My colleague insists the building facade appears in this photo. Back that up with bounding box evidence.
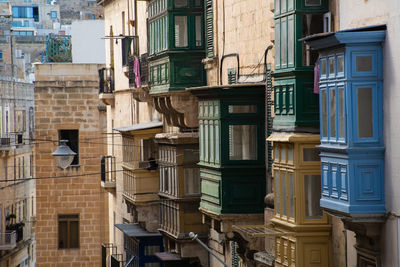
[0,79,36,267]
[34,63,109,266]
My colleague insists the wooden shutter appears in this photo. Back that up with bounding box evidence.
[205,0,214,58]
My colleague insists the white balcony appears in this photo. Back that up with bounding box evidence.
[0,231,17,250]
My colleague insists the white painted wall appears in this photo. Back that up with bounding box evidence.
[71,20,105,64]
[338,1,400,266]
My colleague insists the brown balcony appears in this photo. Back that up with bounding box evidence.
[122,167,159,204]
[101,156,116,191]
[98,67,115,106]
[0,231,16,250]
[0,136,11,150]
[159,199,207,239]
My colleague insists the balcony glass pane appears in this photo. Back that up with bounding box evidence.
[275,171,280,214]
[338,56,344,73]
[195,16,202,47]
[356,56,372,72]
[288,16,294,66]
[228,125,257,160]
[288,146,293,162]
[281,18,287,66]
[304,175,322,219]
[275,0,280,15]
[339,88,345,138]
[305,0,321,6]
[174,0,187,7]
[288,0,293,10]
[289,173,294,219]
[321,90,327,137]
[184,168,200,195]
[303,148,319,161]
[330,89,336,138]
[357,87,373,138]
[282,172,287,216]
[228,105,257,113]
[274,146,279,162]
[321,59,327,76]
[280,0,286,12]
[281,146,286,162]
[329,57,335,76]
[174,16,188,47]
[275,22,280,68]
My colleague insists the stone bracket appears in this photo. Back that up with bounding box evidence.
[153,92,198,129]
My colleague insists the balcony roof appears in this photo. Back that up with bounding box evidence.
[115,223,162,238]
[114,121,163,133]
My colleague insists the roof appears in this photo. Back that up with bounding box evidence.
[115,223,162,238]
[302,24,386,50]
[114,121,163,132]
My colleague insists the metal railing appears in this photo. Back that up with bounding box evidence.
[101,156,116,183]
[0,231,16,250]
[99,67,115,94]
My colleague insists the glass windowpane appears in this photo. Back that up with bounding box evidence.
[288,0,293,10]
[288,16,294,66]
[282,172,287,216]
[174,16,188,47]
[274,147,279,161]
[281,18,287,66]
[174,0,187,7]
[228,105,257,113]
[339,88,345,138]
[280,0,286,12]
[303,148,319,161]
[329,58,335,75]
[357,88,373,138]
[321,59,327,76]
[69,221,79,248]
[275,171,280,214]
[289,173,294,219]
[321,90,327,137]
[356,56,372,72]
[305,0,321,6]
[281,146,286,162]
[195,16,202,47]
[330,89,336,138]
[275,22,280,67]
[338,56,344,73]
[288,146,293,162]
[304,175,322,219]
[229,125,257,160]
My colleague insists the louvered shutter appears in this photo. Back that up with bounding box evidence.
[205,0,214,58]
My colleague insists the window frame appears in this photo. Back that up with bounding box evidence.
[58,214,79,249]
[59,129,79,166]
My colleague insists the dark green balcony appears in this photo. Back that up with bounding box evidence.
[189,84,266,214]
[148,0,206,95]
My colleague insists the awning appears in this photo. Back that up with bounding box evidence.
[114,121,163,133]
[155,252,183,262]
[115,223,162,238]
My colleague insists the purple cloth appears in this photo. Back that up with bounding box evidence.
[134,57,141,88]
[314,63,319,94]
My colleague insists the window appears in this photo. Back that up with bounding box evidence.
[305,0,321,6]
[329,88,336,138]
[228,105,257,114]
[0,51,3,61]
[195,15,202,47]
[303,147,319,161]
[357,87,373,138]
[304,175,322,219]
[321,90,327,137]
[275,171,280,214]
[184,149,200,195]
[12,6,39,21]
[174,16,188,47]
[338,88,345,138]
[122,136,134,166]
[15,110,26,132]
[144,245,160,256]
[139,139,157,169]
[227,69,237,85]
[59,130,79,166]
[229,125,257,160]
[174,0,187,7]
[50,11,57,19]
[58,214,79,249]
[356,56,372,72]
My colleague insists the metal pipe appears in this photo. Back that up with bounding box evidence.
[220,53,239,85]
[189,232,230,267]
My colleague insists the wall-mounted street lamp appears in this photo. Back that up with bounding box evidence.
[52,139,76,169]
[189,232,230,267]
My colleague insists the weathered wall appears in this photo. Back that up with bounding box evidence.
[34,63,109,266]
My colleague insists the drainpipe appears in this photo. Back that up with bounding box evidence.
[189,232,230,267]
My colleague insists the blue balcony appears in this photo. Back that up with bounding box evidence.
[304,25,386,220]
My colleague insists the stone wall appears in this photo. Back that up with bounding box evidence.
[34,63,109,266]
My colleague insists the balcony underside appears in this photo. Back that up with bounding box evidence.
[99,92,115,106]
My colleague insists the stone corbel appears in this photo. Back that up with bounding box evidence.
[153,93,198,129]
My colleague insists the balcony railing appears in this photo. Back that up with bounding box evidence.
[0,231,16,250]
[99,67,115,94]
[101,156,116,189]
[0,136,11,150]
